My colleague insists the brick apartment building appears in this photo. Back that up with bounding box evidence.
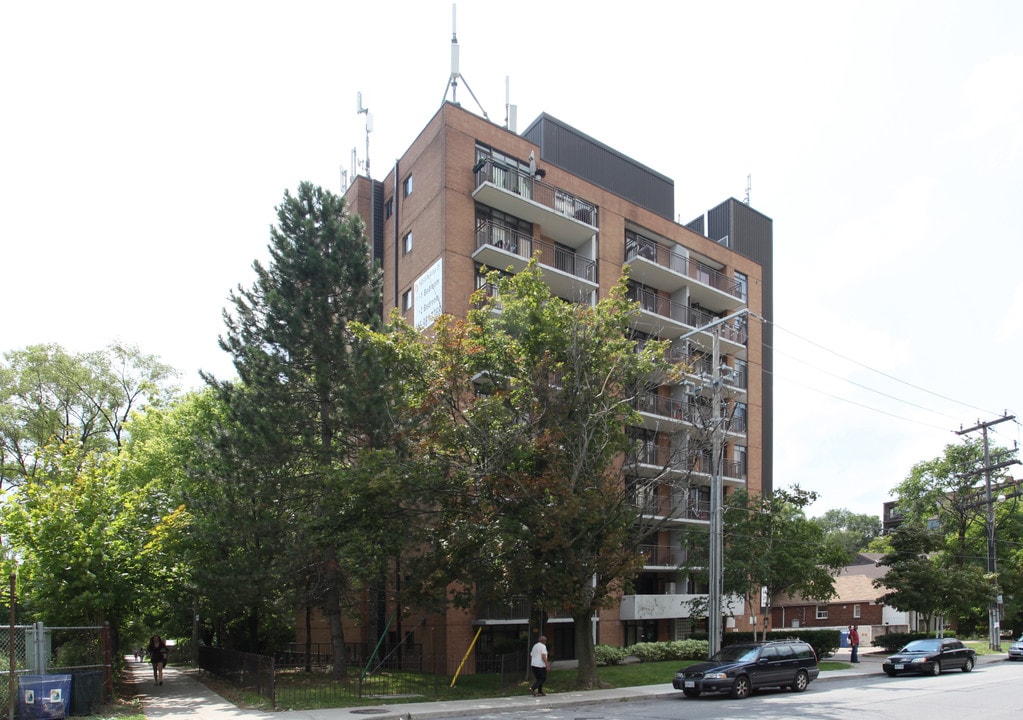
[307,101,773,670]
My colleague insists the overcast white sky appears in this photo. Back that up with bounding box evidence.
[3,1,1022,518]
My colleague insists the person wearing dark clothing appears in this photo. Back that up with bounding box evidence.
[147,634,168,684]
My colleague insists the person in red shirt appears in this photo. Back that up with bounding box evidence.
[848,625,860,663]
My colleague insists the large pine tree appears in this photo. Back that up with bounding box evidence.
[207,182,383,675]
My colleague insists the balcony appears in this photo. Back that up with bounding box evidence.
[632,492,711,523]
[473,221,598,301]
[627,285,748,352]
[625,234,745,313]
[473,594,573,623]
[472,159,598,248]
[619,593,703,621]
[639,544,683,567]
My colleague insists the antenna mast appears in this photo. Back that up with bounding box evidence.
[744,174,751,204]
[441,4,488,120]
[357,91,372,178]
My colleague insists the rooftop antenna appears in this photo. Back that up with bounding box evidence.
[744,174,751,204]
[357,92,372,178]
[442,4,489,120]
[505,75,517,132]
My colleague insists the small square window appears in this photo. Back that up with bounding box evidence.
[403,231,413,255]
[402,175,413,198]
[815,606,828,620]
[402,289,412,312]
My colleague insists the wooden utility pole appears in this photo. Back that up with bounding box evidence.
[956,414,1017,651]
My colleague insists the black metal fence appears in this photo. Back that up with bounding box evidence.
[199,647,524,710]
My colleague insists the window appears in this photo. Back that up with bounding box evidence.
[732,404,748,433]
[816,606,829,620]
[402,175,413,198]
[735,271,748,301]
[853,604,861,619]
[401,289,412,312]
[385,197,393,219]
[402,231,413,255]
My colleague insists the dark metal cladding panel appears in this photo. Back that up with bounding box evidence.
[522,114,674,220]
[701,198,774,496]
[372,180,385,266]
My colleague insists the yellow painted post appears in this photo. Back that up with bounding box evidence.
[449,626,483,688]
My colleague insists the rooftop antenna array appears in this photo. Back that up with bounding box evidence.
[357,91,373,179]
[442,4,488,120]
[744,174,751,204]
[505,76,517,133]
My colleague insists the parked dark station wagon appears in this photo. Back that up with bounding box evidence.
[882,637,976,676]
[673,640,820,699]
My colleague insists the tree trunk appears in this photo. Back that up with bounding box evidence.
[324,558,348,679]
[572,610,601,689]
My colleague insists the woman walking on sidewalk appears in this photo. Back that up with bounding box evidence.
[147,635,168,685]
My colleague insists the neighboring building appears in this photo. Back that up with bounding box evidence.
[309,101,771,670]
[770,553,922,647]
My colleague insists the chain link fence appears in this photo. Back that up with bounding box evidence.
[1,624,112,718]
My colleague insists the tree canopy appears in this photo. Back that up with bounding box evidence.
[356,262,672,688]
[680,485,847,641]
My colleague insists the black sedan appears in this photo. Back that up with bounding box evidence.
[882,637,976,676]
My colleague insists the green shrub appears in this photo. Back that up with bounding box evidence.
[594,644,628,666]
[720,630,841,662]
[625,642,665,662]
[664,639,709,660]
[625,639,709,662]
[869,632,928,653]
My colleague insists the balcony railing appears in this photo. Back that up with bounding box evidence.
[628,286,749,344]
[473,158,597,227]
[476,221,597,283]
[625,235,743,298]
[639,544,682,566]
[632,493,711,521]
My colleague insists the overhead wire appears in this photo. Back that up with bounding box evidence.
[751,315,1011,434]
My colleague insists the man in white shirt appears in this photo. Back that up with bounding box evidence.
[529,635,550,696]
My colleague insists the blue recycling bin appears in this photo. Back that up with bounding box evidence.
[18,675,72,719]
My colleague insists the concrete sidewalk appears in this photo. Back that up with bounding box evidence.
[126,650,959,720]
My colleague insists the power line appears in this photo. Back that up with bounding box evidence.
[765,341,964,424]
[767,369,954,432]
[760,317,1007,421]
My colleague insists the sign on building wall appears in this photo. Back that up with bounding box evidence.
[414,258,443,330]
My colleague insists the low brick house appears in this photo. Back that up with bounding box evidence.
[769,553,917,647]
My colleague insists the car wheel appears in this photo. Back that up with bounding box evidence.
[730,675,752,699]
[682,689,701,698]
[962,657,974,672]
[791,670,809,692]
[930,661,941,676]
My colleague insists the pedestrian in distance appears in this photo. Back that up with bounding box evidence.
[147,634,169,685]
[529,635,551,696]
[849,624,860,663]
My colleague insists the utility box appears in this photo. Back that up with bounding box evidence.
[18,675,72,720]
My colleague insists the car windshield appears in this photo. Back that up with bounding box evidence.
[712,645,761,663]
[901,639,940,653]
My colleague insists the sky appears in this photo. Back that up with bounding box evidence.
[3,1,1022,519]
